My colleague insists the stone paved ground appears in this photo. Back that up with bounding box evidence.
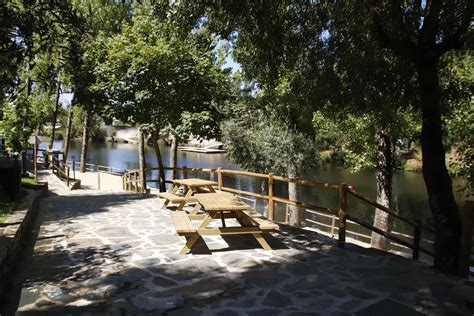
[1,171,473,315]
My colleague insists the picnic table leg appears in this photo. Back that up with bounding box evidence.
[208,185,216,193]
[179,235,199,255]
[161,199,171,210]
[253,233,272,250]
[220,211,226,227]
[190,203,201,215]
[170,184,179,194]
[176,201,186,211]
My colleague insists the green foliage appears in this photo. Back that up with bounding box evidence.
[221,114,318,177]
[442,52,474,193]
[314,110,419,172]
[95,5,229,138]
[21,177,39,185]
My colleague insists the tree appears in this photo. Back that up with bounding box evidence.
[368,0,473,274]
[222,113,318,224]
[65,0,132,172]
[187,0,472,273]
[95,5,228,190]
[314,110,419,249]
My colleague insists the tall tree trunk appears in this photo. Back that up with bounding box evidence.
[21,57,33,174]
[287,168,303,227]
[48,74,61,150]
[170,136,178,180]
[138,130,146,193]
[151,131,166,192]
[371,131,393,250]
[80,110,91,173]
[417,57,461,274]
[63,104,73,162]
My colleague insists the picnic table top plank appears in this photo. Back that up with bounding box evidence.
[171,178,217,187]
[194,192,249,211]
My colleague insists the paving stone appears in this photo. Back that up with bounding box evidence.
[244,270,289,288]
[331,312,352,316]
[35,299,55,308]
[18,289,40,307]
[131,294,183,311]
[284,275,335,291]
[247,309,282,316]
[167,307,202,316]
[338,299,362,311]
[216,310,240,316]
[262,290,293,308]
[96,227,136,238]
[294,291,312,299]
[324,287,347,298]
[304,298,334,310]
[355,298,423,316]
[229,298,257,308]
[345,286,377,300]
[148,234,183,245]
[152,276,178,287]
[363,276,419,292]
[133,257,162,267]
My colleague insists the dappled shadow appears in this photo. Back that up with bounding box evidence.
[2,189,472,315]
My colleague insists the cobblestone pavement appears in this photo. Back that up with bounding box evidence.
[2,171,473,315]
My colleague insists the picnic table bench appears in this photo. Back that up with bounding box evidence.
[171,192,279,254]
[159,178,216,211]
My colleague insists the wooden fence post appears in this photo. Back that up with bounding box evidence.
[412,221,421,260]
[459,200,473,277]
[183,166,188,179]
[267,173,274,220]
[72,160,76,179]
[217,168,223,191]
[67,168,70,187]
[33,142,38,180]
[331,215,336,236]
[338,183,347,247]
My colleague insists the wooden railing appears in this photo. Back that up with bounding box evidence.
[122,165,472,273]
[123,169,147,193]
[51,154,74,187]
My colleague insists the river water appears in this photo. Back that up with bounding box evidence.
[42,140,467,240]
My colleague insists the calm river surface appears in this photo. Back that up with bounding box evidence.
[42,140,467,237]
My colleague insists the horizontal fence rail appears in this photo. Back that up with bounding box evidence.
[122,165,473,274]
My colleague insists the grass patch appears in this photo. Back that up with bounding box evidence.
[0,196,15,223]
[21,177,39,185]
[0,178,35,223]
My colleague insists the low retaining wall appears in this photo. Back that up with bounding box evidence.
[0,183,48,300]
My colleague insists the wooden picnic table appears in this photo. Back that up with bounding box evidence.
[170,192,278,254]
[159,178,217,211]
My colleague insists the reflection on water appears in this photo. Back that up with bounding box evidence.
[41,140,467,236]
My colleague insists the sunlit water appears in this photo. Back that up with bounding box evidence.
[41,140,467,246]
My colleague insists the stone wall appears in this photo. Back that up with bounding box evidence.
[0,184,48,300]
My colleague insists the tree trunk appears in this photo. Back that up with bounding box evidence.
[80,110,91,173]
[287,168,303,227]
[49,75,60,150]
[151,131,166,192]
[417,56,461,274]
[138,130,146,193]
[21,57,33,174]
[63,104,73,162]
[170,136,178,180]
[371,131,393,250]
